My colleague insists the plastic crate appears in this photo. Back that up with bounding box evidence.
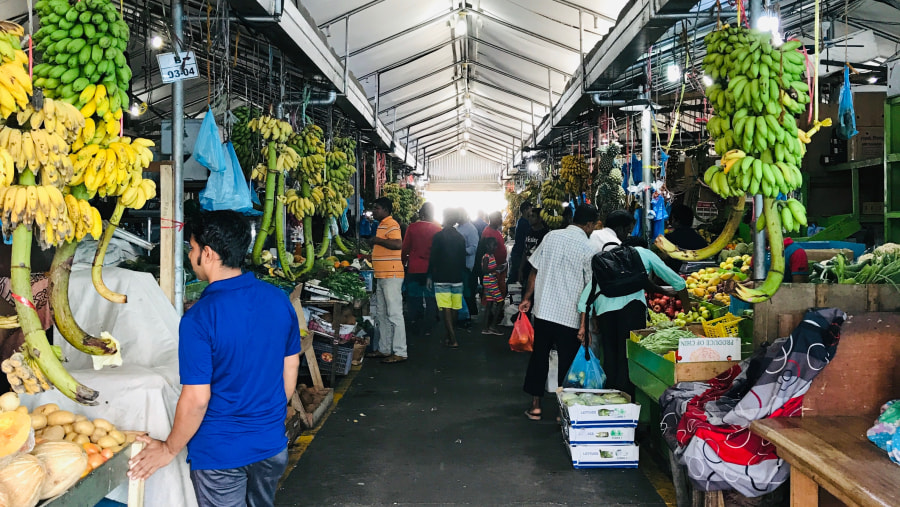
[309,339,353,376]
[702,313,743,338]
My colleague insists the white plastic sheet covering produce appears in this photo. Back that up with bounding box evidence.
[23,266,197,507]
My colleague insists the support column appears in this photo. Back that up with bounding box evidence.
[641,86,652,241]
[172,0,185,315]
[750,0,766,281]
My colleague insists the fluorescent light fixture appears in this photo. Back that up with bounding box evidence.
[460,147,467,156]
[528,161,540,173]
[464,95,472,110]
[702,74,714,87]
[756,13,783,45]
[456,13,467,36]
[464,116,472,128]
[667,64,681,83]
[463,131,470,141]
[150,35,163,49]
[868,76,878,84]
[129,103,141,117]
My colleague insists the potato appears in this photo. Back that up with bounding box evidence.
[0,392,19,412]
[73,420,95,436]
[46,410,76,426]
[90,428,107,443]
[65,432,78,442]
[34,403,59,416]
[92,418,113,432]
[74,434,90,445]
[42,425,65,441]
[30,413,47,430]
[13,405,28,415]
[63,423,73,434]
[108,430,126,445]
[96,436,118,449]
[74,414,88,422]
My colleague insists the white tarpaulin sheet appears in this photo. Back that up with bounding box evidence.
[24,266,197,507]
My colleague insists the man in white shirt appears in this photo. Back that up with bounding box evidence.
[518,204,599,421]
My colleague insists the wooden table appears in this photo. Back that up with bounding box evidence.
[750,416,900,507]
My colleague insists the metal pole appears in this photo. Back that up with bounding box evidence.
[343,16,350,95]
[641,86,652,242]
[749,0,766,281]
[547,68,552,112]
[374,73,380,127]
[172,0,185,315]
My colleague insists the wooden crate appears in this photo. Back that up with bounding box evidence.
[627,329,739,387]
[752,284,900,347]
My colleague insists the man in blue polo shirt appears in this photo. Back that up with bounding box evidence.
[128,210,301,507]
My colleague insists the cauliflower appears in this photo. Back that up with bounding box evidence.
[874,243,900,257]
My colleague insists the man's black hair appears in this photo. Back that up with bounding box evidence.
[623,235,648,248]
[572,203,599,225]
[187,211,251,269]
[605,209,635,230]
[374,197,393,214]
[671,204,694,226]
[519,201,533,214]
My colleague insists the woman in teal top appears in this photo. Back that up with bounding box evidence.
[577,210,693,395]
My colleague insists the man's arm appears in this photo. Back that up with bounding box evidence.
[128,384,210,480]
[518,269,537,312]
[401,232,412,265]
[284,353,300,402]
[373,237,402,250]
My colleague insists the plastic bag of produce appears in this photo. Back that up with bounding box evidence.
[199,140,253,212]
[509,312,534,352]
[563,345,606,389]
[837,66,858,140]
[867,399,900,465]
[193,110,226,172]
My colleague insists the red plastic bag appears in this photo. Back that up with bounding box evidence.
[509,312,534,352]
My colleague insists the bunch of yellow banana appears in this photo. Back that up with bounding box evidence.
[325,150,349,168]
[70,137,154,195]
[63,193,103,242]
[704,148,804,198]
[297,153,326,179]
[0,126,74,184]
[16,98,85,144]
[327,162,356,182]
[560,154,589,195]
[250,163,268,183]
[289,124,326,156]
[0,22,25,65]
[309,186,325,207]
[0,183,69,237]
[73,116,125,150]
[0,147,14,187]
[77,84,123,131]
[2,351,51,395]
[539,178,566,229]
[274,144,301,172]
[119,177,157,210]
[774,198,808,234]
[283,189,315,219]
[0,314,18,329]
[248,116,293,143]
[0,28,30,119]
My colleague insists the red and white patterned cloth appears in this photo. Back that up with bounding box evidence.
[661,308,847,497]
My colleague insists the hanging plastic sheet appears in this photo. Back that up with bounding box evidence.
[837,66,858,140]
[651,194,669,240]
[630,153,642,184]
[199,141,254,212]
[193,110,226,173]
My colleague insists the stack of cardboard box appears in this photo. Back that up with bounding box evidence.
[556,388,642,469]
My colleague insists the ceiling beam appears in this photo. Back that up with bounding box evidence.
[375,62,459,98]
[349,8,457,58]
[469,36,571,77]
[379,78,461,113]
[476,9,580,53]
[317,0,389,27]
[359,38,459,81]
[389,93,464,125]
[471,62,559,96]
[470,77,549,108]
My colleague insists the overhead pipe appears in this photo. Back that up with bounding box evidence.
[590,94,627,107]
[277,90,338,115]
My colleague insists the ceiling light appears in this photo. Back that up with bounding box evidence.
[455,12,467,36]
[593,15,599,29]
[464,116,472,128]
[702,74,714,87]
[667,64,681,83]
[324,25,331,37]
[464,95,472,110]
[460,147,467,157]
[868,76,879,84]
[463,131,470,141]
[150,35,163,49]
[528,161,540,173]
[129,103,141,117]
[756,13,784,46]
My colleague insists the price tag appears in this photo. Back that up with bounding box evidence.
[156,51,199,83]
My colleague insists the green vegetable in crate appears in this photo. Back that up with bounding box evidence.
[320,271,367,301]
[639,328,698,355]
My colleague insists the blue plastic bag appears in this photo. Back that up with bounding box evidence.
[199,141,253,212]
[837,66,858,140]
[193,110,226,172]
[563,345,606,389]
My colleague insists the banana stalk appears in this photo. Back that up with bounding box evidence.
[251,143,278,265]
[332,218,351,254]
[12,171,98,404]
[274,169,295,281]
[50,240,118,355]
[735,197,784,303]
[655,197,746,260]
[297,181,315,276]
[315,226,331,258]
[91,199,127,303]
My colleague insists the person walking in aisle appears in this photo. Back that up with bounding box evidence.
[401,202,441,331]
[473,210,488,237]
[480,211,508,329]
[455,208,480,322]
[519,204,599,420]
[507,202,533,286]
[367,197,408,364]
[577,210,693,395]
[428,208,468,348]
[128,211,301,506]
[518,207,548,285]
[480,236,506,335]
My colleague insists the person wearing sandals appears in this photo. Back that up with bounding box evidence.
[480,236,506,336]
[428,208,467,348]
[366,198,408,364]
[519,204,599,421]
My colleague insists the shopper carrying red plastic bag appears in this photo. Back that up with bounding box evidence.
[509,312,534,352]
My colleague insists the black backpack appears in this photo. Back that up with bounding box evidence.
[585,243,653,308]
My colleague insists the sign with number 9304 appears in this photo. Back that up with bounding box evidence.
[156,51,200,84]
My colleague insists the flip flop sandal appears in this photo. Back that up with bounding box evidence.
[366,351,390,358]
[381,355,408,364]
[524,409,542,421]
[444,342,460,348]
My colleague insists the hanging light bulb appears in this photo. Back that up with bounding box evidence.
[460,146,467,156]
[464,94,472,110]
[150,35,163,49]
[455,12,467,36]
[463,131,470,141]
[464,116,472,128]
[667,64,681,83]
[756,12,783,46]
[129,103,141,117]
[702,74,714,87]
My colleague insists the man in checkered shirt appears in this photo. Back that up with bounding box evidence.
[519,204,599,421]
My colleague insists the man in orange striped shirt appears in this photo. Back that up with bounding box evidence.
[367,197,407,363]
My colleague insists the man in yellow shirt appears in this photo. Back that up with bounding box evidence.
[368,197,407,363]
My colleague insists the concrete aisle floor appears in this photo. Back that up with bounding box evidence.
[278,315,669,506]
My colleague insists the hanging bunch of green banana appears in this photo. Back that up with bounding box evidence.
[31,0,130,118]
[231,106,262,178]
[333,136,357,165]
[539,177,566,229]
